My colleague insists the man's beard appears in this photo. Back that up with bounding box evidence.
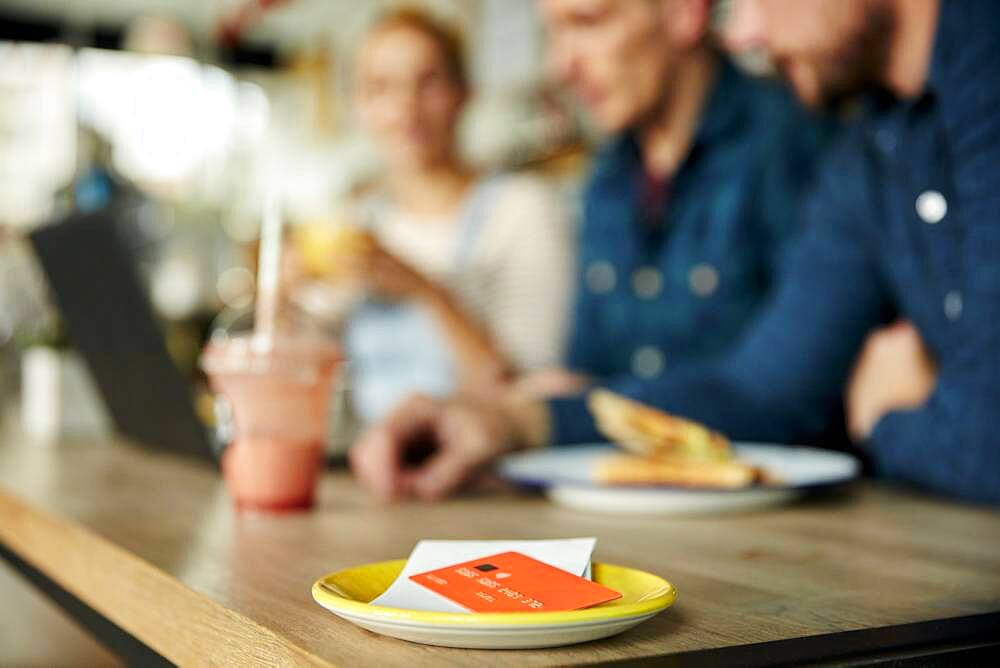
[800,2,896,110]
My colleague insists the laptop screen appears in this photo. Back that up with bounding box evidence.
[29,210,214,459]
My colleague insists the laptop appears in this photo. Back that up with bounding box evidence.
[28,209,215,460]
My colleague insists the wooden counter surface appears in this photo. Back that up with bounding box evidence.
[2,436,999,666]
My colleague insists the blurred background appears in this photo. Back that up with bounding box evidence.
[0,0,592,441]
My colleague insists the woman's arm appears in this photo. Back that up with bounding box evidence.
[475,177,575,377]
[377,176,576,397]
[347,238,513,393]
[419,279,512,392]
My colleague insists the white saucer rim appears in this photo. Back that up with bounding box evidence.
[499,442,860,493]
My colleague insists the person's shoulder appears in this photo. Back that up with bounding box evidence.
[723,58,797,119]
[481,171,568,235]
[577,135,638,228]
[487,171,558,203]
[796,119,883,236]
[724,60,842,214]
[931,0,1000,136]
[730,60,838,150]
[934,0,1000,83]
[582,133,637,184]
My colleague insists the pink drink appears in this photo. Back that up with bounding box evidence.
[201,335,342,511]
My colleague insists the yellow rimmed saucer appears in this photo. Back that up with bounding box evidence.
[312,560,676,649]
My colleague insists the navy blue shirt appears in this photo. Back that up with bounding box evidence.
[551,1,1000,505]
[566,58,832,384]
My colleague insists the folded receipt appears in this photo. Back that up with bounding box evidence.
[371,537,597,613]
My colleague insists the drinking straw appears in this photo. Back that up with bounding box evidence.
[254,190,282,350]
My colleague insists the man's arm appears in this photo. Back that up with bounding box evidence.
[869,367,1000,504]
[863,35,1000,503]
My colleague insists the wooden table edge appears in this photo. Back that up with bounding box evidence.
[0,488,334,667]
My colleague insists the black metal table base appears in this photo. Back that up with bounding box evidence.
[0,541,172,667]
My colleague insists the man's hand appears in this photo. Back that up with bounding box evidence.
[349,393,549,502]
[846,321,937,441]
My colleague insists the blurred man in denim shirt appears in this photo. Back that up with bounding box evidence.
[350,0,833,501]
[517,0,832,397]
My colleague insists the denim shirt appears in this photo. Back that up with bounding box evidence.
[564,59,833,389]
[551,1,1000,504]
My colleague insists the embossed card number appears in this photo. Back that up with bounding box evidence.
[408,551,621,613]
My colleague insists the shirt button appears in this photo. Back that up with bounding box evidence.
[944,290,963,321]
[631,266,663,300]
[916,190,947,224]
[585,260,616,295]
[631,345,665,379]
[688,263,720,297]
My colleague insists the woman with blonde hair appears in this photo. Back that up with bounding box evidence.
[337,7,572,424]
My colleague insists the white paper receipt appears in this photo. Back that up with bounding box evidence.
[371,537,597,613]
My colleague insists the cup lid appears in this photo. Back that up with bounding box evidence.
[200,333,342,382]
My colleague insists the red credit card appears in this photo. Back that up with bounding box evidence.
[408,551,621,613]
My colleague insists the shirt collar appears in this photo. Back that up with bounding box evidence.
[859,2,957,133]
[602,56,748,175]
[692,57,748,147]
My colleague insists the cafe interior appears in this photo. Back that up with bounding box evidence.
[1,0,998,665]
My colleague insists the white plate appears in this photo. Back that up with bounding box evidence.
[499,443,860,516]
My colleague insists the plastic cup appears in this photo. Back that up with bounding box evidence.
[201,334,342,511]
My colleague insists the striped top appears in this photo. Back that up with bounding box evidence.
[367,172,574,374]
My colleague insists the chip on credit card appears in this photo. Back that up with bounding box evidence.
[409,551,621,613]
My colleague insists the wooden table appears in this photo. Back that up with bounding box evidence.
[2,435,999,666]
